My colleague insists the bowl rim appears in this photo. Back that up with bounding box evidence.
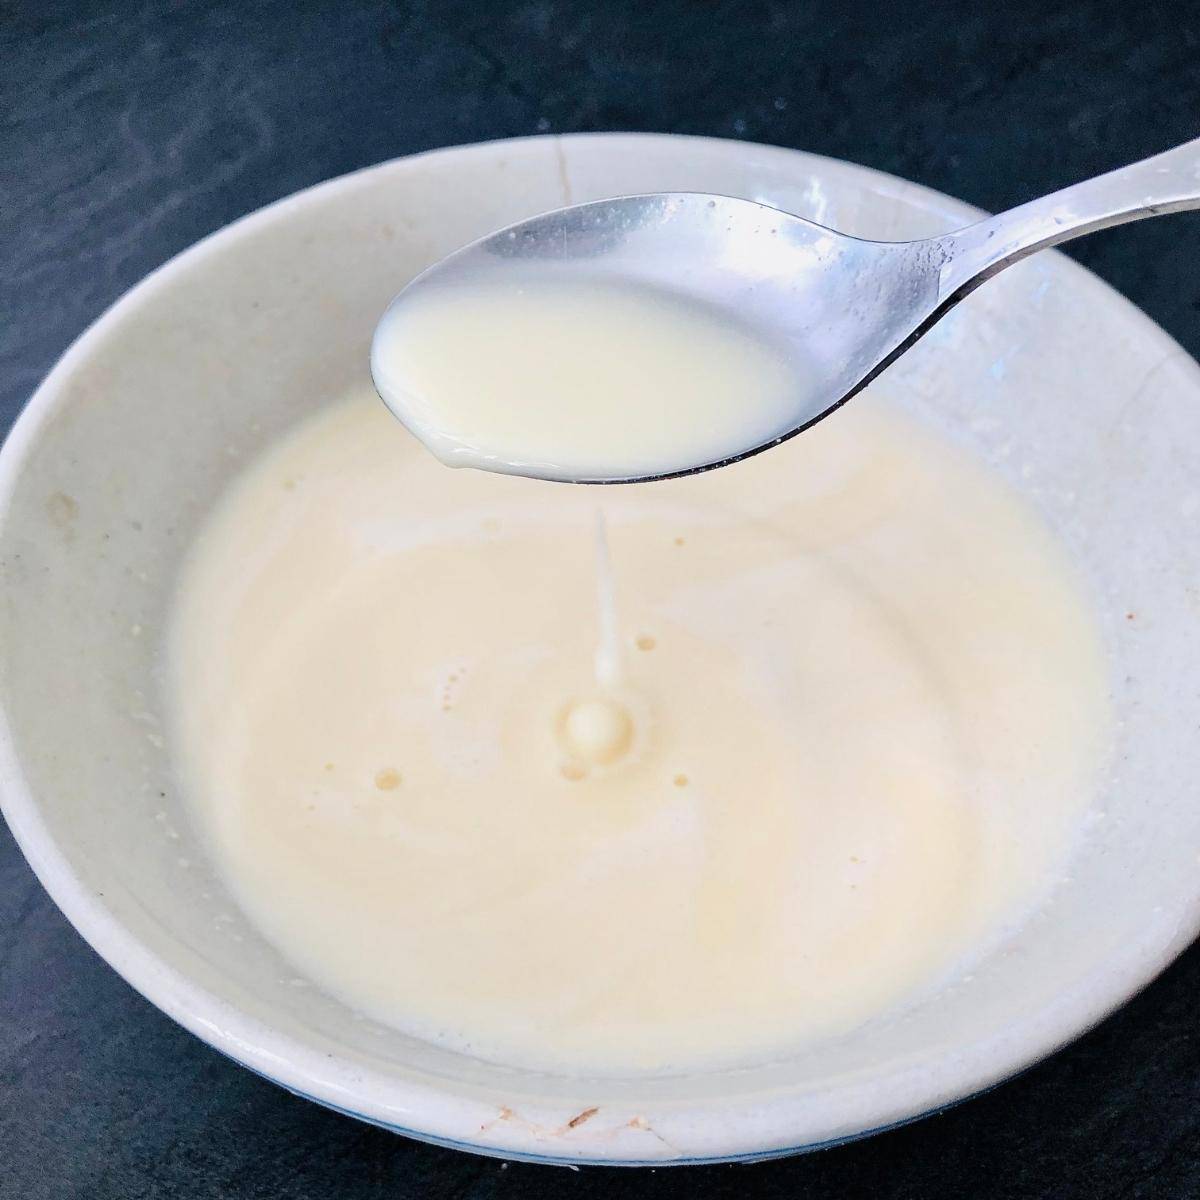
[3,131,1200,1166]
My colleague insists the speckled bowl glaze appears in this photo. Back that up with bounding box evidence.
[2,134,1200,1166]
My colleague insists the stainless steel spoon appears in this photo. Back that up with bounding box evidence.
[373,136,1200,484]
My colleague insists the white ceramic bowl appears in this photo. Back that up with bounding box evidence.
[3,134,1200,1166]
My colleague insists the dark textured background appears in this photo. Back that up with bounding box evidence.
[3,1,1200,1196]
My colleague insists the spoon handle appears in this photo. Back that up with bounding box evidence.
[938,136,1200,298]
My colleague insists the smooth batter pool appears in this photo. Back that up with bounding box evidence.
[371,274,805,481]
[167,392,1109,1076]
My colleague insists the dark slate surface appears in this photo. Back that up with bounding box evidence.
[3,1,1199,1196]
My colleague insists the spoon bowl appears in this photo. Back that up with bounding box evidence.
[373,193,949,482]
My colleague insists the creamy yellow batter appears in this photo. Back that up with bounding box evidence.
[168,391,1108,1076]
[371,274,803,481]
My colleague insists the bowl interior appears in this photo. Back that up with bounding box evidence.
[3,134,1200,1163]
